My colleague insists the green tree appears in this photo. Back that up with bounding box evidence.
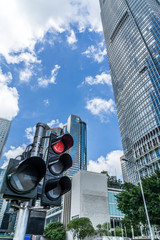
[44,222,66,240]
[101,171,122,188]
[67,217,95,240]
[116,170,160,226]
[96,222,111,236]
[121,217,141,238]
[115,226,123,236]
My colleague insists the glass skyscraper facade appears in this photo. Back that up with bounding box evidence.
[0,118,11,160]
[100,0,160,183]
[64,114,87,178]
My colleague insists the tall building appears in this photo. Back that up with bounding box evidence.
[63,114,87,178]
[100,0,160,183]
[0,118,11,159]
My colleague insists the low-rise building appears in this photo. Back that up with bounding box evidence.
[46,170,124,228]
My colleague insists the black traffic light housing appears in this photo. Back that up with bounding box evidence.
[41,133,73,207]
[1,157,46,201]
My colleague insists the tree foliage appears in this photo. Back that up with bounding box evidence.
[44,222,66,240]
[120,216,141,238]
[67,217,95,240]
[114,226,123,236]
[116,170,160,226]
[101,171,122,188]
[96,222,111,236]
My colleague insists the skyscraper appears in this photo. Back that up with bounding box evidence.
[100,0,160,183]
[63,114,87,178]
[0,118,11,159]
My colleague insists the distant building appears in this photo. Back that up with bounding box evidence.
[0,168,7,228]
[63,114,87,178]
[100,0,160,183]
[120,156,128,182]
[0,118,11,159]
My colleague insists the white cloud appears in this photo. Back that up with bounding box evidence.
[67,30,77,45]
[85,72,112,86]
[25,119,64,143]
[19,68,32,82]
[38,64,61,87]
[2,144,26,169]
[0,68,19,120]
[0,84,19,121]
[0,68,12,85]
[88,150,123,180]
[86,98,115,122]
[82,42,107,63]
[5,51,41,65]
[47,119,64,129]
[0,0,102,61]
[25,126,36,143]
[43,99,50,106]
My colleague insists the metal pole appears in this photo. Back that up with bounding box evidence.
[137,167,154,240]
[122,158,154,240]
[13,123,46,240]
[13,202,30,240]
[31,122,46,157]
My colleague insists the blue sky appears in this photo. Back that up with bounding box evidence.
[0,0,123,179]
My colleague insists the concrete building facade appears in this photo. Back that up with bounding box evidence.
[71,171,110,228]
[100,0,160,183]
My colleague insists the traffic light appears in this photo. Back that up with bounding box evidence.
[41,133,73,206]
[1,156,46,201]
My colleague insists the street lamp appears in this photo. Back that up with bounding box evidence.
[122,158,154,240]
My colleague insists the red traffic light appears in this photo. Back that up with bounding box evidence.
[51,134,73,154]
[52,141,64,154]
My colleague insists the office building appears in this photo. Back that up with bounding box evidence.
[108,186,124,229]
[0,168,7,228]
[0,118,11,159]
[63,114,87,178]
[100,0,160,183]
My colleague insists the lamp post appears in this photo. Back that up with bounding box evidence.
[122,158,154,240]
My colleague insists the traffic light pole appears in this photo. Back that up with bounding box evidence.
[13,123,46,240]
[13,202,30,240]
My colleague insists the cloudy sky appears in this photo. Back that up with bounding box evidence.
[0,0,123,179]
